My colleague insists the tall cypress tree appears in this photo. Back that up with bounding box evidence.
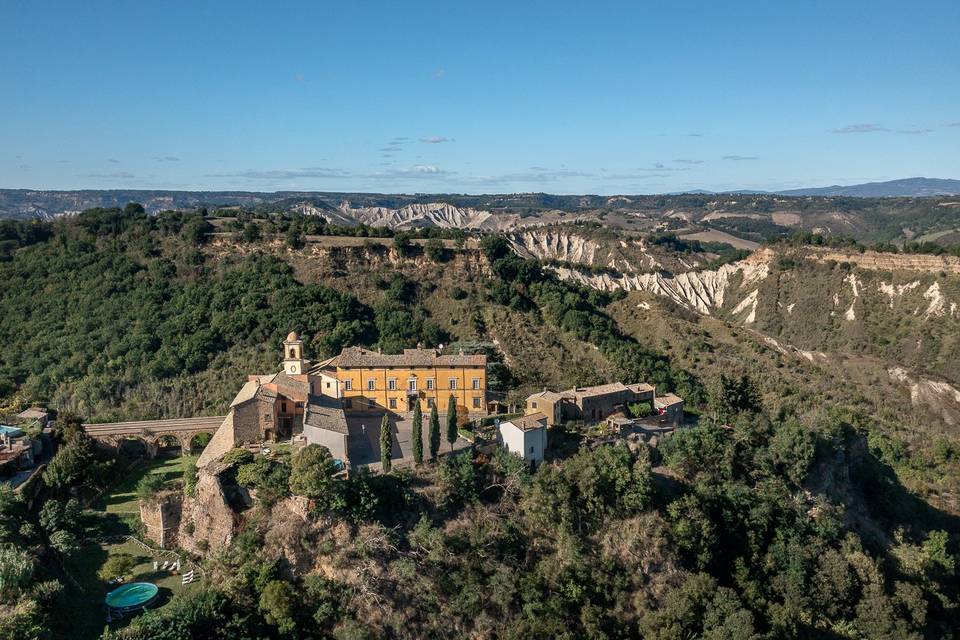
[429,404,441,461]
[411,402,423,465]
[379,413,392,472]
[446,395,458,451]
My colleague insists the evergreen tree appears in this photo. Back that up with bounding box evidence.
[446,395,458,451]
[379,414,392,472]
[429,404,441,461]
[285,226,305,249]
[411,402,424,464]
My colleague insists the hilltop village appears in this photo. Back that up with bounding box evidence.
[80,332,684,476]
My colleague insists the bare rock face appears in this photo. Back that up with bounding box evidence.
[508,229,663,272]
[338,202,503,230]
[808,248,960,275]
[261,496,316,574]
[888,367,960,427]
[509,230,600,264]
[331,201,593,231]
[177,463,236,555]
[551,249,773,315]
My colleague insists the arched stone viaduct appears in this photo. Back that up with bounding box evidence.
[82,416,226,458]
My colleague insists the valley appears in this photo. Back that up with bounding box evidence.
[1,205,959,639]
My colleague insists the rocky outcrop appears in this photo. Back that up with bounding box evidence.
[177,462,237,555]
[507,230,661,271]
[807,248,960,275]
[325,201,598,231]
[260,496,318,574]
[337,202,502,230]
[508,230,600,264]
[888,367,960,426]
[551,249,773,315]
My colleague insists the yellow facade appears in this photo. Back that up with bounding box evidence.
[336,364,487,415]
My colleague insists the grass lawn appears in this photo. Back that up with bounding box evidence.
[61,453,203,637]
[82,453,198,543]
[63,539,202,638]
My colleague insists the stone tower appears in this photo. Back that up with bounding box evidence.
[282,331,307,375]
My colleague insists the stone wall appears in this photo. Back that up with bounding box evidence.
[139,491,183,549]
[197,413,235,468]
[233,398,273,443]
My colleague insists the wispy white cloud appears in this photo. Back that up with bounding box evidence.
[86,171,137,179]
[419,136,452,144]
[896,128,933,135]
[723,155,759,161]
[208,164,453,183]
[640,163,688,172]
[205,167,351,180]
[19,164,31,170]
[674,158,705,165]
[831,123,888,134]
[433,68,446,79]
[106,158,120,164]
[153,155,181,162]
[600,172,672,180]
[370,165,449,179]
[461,168,594,186]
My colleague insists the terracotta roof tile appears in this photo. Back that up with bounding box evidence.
[331,346,486,368]
[504,412,547,431]
[303,395,349,434]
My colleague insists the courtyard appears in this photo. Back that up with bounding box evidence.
[347,412,472,468]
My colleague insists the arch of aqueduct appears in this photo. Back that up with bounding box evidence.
[82,416,226,459]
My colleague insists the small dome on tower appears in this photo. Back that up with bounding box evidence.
[286,331,300,342]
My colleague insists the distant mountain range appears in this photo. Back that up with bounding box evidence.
[674,177,960,197]
[777,177,960,197]
[0,177,958,222]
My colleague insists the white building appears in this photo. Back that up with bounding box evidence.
[309,356,342,399]
[499,412,548,465]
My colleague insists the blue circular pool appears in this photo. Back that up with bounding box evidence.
[105,582,159,612]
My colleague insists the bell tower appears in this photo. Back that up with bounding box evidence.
[282,331,307,375]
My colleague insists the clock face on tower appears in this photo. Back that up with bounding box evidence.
[289,365,296,373]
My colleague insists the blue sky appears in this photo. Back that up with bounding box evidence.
[2,1,958,194]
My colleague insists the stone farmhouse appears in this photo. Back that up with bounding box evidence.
[198,333,488,468]
[525,381,683,428]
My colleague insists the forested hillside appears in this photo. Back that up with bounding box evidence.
[1,206,959,639]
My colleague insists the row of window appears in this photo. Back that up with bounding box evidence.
[385,397,484,409]
[343,377,482,392]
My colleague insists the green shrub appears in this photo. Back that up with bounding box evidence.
[136,474,166,500]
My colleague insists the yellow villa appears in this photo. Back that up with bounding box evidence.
[313,346,488,415]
